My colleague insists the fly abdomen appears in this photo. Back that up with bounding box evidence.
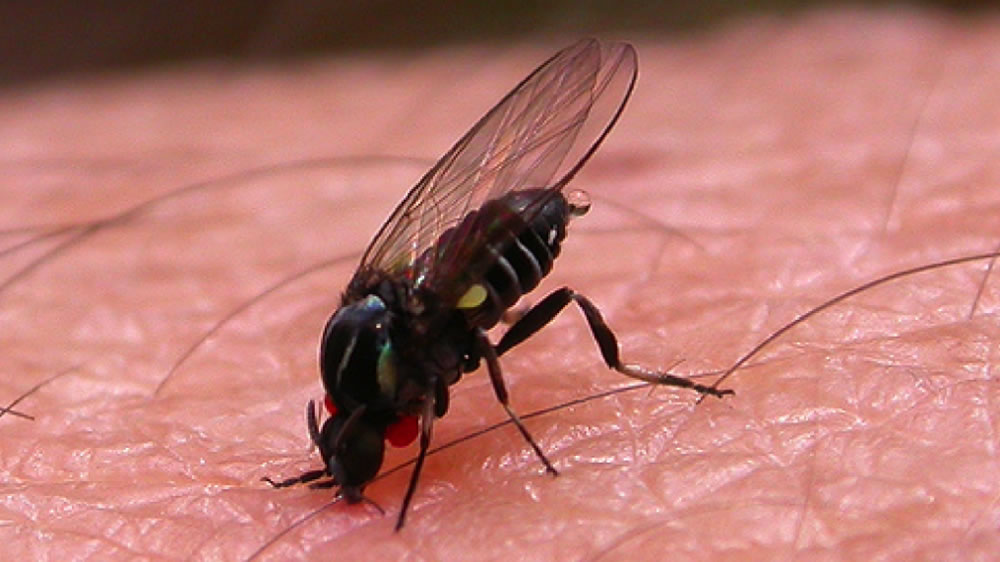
[465,190,574,329]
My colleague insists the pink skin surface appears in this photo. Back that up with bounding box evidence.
[3,9,1000,560]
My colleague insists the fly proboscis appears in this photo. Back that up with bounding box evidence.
[264,38,734,531]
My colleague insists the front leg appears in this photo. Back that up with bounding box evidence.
[395,385,437,531]
[262,400,334,489]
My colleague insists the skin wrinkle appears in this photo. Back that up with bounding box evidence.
[3,9,1000,561]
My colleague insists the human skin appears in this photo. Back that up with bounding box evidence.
[3,8,1000,561]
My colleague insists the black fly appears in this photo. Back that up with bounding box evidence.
[264,38,734,530]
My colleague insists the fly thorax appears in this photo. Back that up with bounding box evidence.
[320,294,397,409]
[375,341,399,398]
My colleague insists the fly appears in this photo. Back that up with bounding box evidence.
[264,38,734,530]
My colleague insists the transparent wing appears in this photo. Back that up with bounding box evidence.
[357,38,637,296]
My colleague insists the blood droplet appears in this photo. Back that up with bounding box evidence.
[385,415,418,447]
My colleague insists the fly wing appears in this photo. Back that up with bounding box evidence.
[356,38,637,300]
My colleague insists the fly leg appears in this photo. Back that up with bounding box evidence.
[262,470,328,488]
[395,384,438,531]
[475,329,558,476]
[496,287,734,398]
[262,400,334,488]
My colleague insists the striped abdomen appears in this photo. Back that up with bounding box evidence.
[462,190,574,330]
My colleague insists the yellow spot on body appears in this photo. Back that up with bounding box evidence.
[457,284,488,309]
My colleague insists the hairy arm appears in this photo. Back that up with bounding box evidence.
[2,10,999,560]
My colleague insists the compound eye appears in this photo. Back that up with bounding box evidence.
[318,410,386,488]
[332,422,386,487]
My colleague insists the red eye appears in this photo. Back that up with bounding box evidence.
[385,415,418,447]
[324,394,337,416]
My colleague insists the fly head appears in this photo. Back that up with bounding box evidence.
[307,401,386,502]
